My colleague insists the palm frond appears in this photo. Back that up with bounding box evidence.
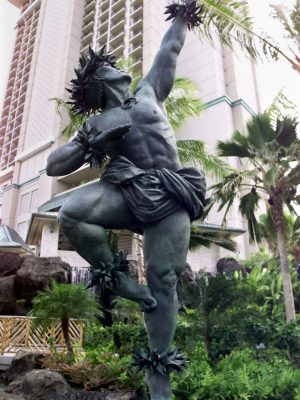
[165,77,204,130]
[217,131,252,158]
[275,117,298,147]
[266,91,297,128]
[50,97,86,139]
[189,231,237,252]
[209,170,251,224]
[198,0,280,60]
[271,2,300,51]
[177,140,231,179]
[239,188,262,241]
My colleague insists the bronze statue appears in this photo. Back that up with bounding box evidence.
[47,2,205,398]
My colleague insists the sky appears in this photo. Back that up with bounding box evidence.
[0,0,299,113]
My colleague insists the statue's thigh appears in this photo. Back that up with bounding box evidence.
[143,209,191,278]
[60,180,141,230]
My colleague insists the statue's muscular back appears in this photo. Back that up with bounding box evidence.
[88,84,181,172]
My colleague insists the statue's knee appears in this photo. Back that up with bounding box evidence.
[58,207,76,233]
[147,268,178,295]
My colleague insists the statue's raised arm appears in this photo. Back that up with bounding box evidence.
[139,0,203,101]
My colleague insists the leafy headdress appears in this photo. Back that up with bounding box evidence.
[67,46,119,115]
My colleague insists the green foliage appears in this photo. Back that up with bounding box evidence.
[50,97,86,139]
[173,345,300,400]
[84,321,148,358]
[111,297,143,324]
[176,251,300,363]
[31,281,100,330]
[164,77,204,130]
[211,110,300,320]
[177,139,231,180]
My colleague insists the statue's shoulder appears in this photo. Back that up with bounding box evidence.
[134,80,156,98]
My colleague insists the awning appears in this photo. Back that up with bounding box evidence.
[0,225,34,255]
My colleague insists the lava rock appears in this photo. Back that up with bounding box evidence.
[0,389,25,400]
[2,352,44,384]
[7,370,71,400]
[15,257,71,305]
[0,276,16,314]
[0,253,24,278]
[217,257,246,274]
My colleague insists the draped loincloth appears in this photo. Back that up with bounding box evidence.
[102,156,206,223]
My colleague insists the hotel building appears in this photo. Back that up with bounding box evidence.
[0,0,260,273]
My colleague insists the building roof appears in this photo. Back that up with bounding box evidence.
[26,209,245,248]
[0,224,34,255]
[26,212,58,245]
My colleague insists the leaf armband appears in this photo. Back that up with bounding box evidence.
[132,348,188,376]
[87,251,130,293]
[165,1,203,30]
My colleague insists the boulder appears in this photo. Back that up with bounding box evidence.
[15,257,71,305]
[2,352,44,384]
[216,257,246,274]
[7,370,71,400]
[0,389,25,400]
[6,369,138,400]
[0,276,16,314]
[0,253,24,278]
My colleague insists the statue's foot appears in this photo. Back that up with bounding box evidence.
[112,275,157,312]
[139,294,157,312]
[145,371,172,400]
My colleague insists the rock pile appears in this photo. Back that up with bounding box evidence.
[0,253,71,315]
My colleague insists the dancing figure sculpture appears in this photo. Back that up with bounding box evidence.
[46,2,205,399]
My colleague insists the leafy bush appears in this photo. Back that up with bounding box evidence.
[172,344,300,400]
[84,321,148,357]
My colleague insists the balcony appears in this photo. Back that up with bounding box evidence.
[83,9,95,25]
[82,19,94,35]
[129,17,142,30]
[130,4,142,17]
[129,30,142,45]
[81,31,93,48]
[109,31,124,48]
[111,0,125,13]
[128,44,142,58]
[84,0,96,15]
[110,18,125,34]
[111,6,125,22]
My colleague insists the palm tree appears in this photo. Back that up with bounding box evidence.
[259,211,300,267]
[31,281,100,355]
[198,0,300,74]
[208,112,300,321]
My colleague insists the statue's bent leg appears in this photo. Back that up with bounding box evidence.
[58,181,156,310]
[143,209,190,400]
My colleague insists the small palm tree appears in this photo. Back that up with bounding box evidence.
[31,281,100,355]
[208,112,300,321]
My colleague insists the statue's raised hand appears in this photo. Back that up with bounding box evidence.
[164,0,203,30]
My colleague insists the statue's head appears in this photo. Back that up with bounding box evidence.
[68,46,131,115]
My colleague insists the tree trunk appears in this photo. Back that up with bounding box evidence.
[61,316,73,355]
[272,203,296,321]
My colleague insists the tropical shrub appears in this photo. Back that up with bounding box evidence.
[172,344,300,400]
